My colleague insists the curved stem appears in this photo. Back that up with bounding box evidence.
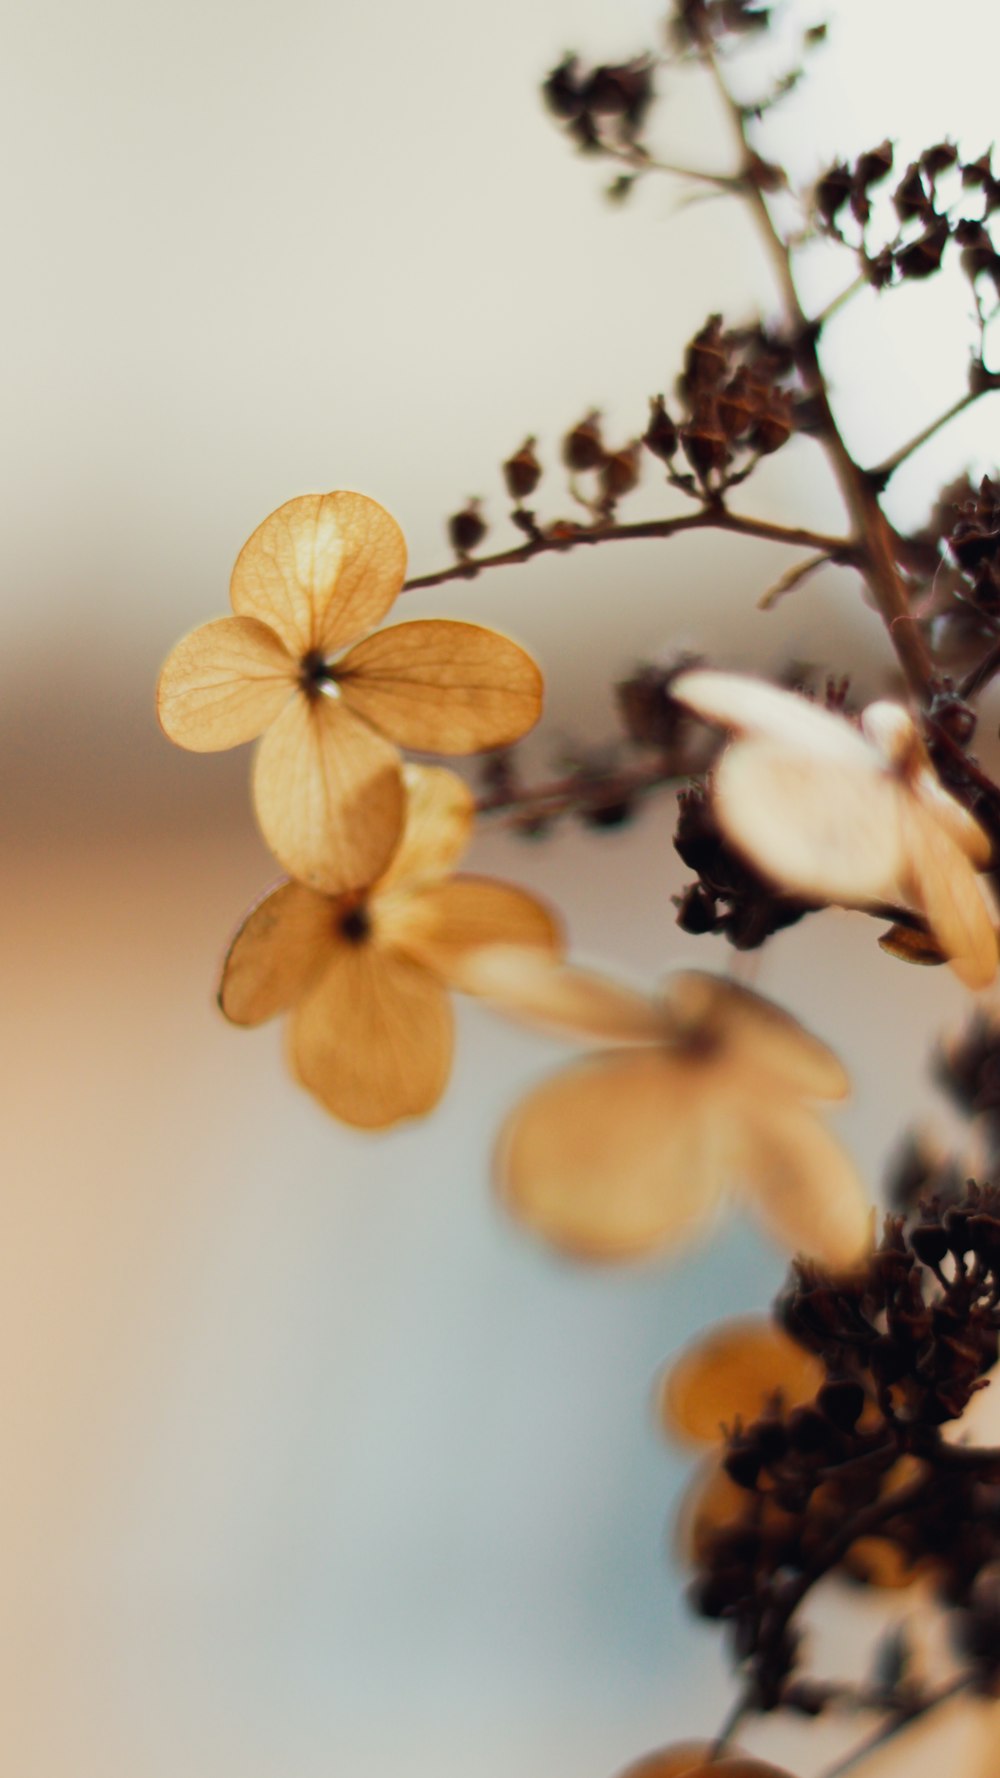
[868,387,989,487]
[702,47,935,705]
[404,507,854,593]
[815,1675,973,1778]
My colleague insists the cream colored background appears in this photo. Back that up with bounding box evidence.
[4,2,1000,1774]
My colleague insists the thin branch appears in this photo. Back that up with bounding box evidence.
[868,387,989,486]
[757,549,837,610]
[606,139,746,191]
[815,1675,973,1778]
[701,46,936,705]
[404,508,855,594]
[811,274,868,331]
[475,755,679,822]
[960,634,1000,700]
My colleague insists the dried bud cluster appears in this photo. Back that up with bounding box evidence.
[542,53,654,155]
[665,316,797,493]
[673,785,815,949]
[688,1193,1000,1707]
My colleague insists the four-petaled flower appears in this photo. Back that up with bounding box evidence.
[157,491,544,893]
[219,766,562,1129]
[672,670,998,990]
[459,951,870,1266]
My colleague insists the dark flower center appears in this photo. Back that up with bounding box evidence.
[299,649,336,697]
[339,903,372,945]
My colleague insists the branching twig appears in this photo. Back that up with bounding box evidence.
[868,387,992,487]
[815,1675,973,1778]
[757,549,838,610]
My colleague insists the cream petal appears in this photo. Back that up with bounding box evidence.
[382,876,563,981]
[912,767,993,867]
[156,616,296,751]
[230,492,406,658]
[251,690,405,894]
[714,737,906,905]
[860,699,920,768]
[288,943,453,1128]
[663,973,850,1101]
[673,670,878,768]
[219,880,338,1025]
[658,1317,822,1446]
[336,620,543,752]
[495,1051,727,1260]
[375,764,476,893]
[455,950,673,1043]
[728,1090,871,1266]
[901,799,998,990]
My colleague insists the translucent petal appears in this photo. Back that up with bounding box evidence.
[455,950,672,1043]
[659,1317,822,1445]
[289,945,453,1128]
[251,690,405,894]
[714,738,906,905]
[230,491,406,658]
[387,877,562,982]
[664,973,850,1101]
[219,881,337,1025]
[901,799,998,990]
[156,616,296,751]
[730,1091,871,1266]
[860,699,920,768]
[336,619,543,752]
[495,1051,727,1260]
[673,1454,796,1568]
[878,922,945,966]
[376,765,475,893]
[674,670,879,768]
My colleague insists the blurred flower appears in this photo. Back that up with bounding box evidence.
[157,491,543,893]
[673,670,998,990]
[461,952,869,1265]
[615,1752,793,1778]
[219,766,561,1129]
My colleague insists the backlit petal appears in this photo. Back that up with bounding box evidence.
[375,765,475,893]
[219,880,337,1025]
[664,973,850,1101]
[614,1746,718,1778]
[496,1051,727,1260]
[156,616,296,750]
[714,737,906,905]
[251,690,405,894]
[730,1091,871,1266]
[289,944,453,1128]
[913,768,993,867]
[336,619,543,751]
[384,876,563,981]
[659,1317,822,1445]
[230,492,406,658]
[901,799,998,989]
[456,951,672,1043]
[674,670,878,768]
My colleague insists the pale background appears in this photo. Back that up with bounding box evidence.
[4,2,1000,1774]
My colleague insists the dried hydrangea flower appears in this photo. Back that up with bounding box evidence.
[672,670,998,990]
[219,766,561,1129]
[461,951,869,1265]
[615,1754,794,1778]
[157,492,544,893]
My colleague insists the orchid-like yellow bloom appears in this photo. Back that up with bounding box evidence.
[219,767,561,1129]
[461,951,869,1266]
[673,670,997,990]
[158,492,543,894]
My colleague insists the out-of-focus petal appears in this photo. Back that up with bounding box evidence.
[673,1455,796,1567]
[912,768,993,867]
[673,670,878,768]
[456,951,672,1043]
[714,737,905,905]
[375,765,475,893]
[731,1092,871,1267]
[336,619,543,751]
[860,699,920,768]
[219,881,336,1025]
[877,922,945,966]
[156,616,296,751]
[843,1535,926,1588]
[230,492,406,658]
[289,945,453,1128]
[901,800,998,990]
[495,1051,727,1260]
[613,1745,719,1778]
[659,1317,822,1446]
[252,690,404,894]
[665,973,850,1101]
[386,877,562,981]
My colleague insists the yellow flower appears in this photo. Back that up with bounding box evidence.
[157,492,544,894]
[673,670,997,990]
[219,767,561,1129]
[461,951,869,1266]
